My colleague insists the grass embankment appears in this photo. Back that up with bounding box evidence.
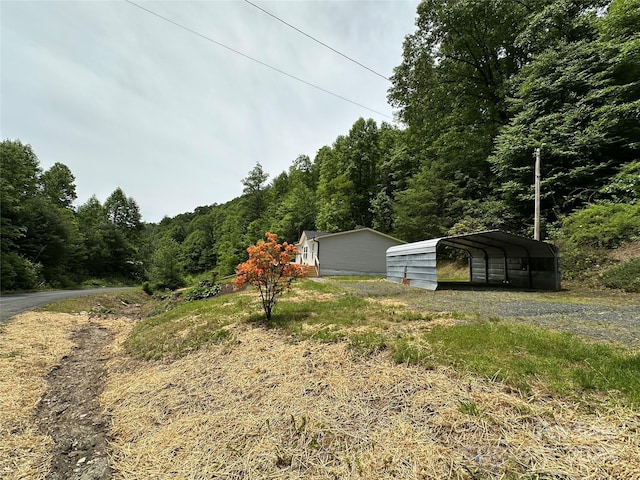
[17,280,638,479]
[126,279,640,408]
[101,279,640,478]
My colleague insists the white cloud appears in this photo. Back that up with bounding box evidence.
[1,0,419,222]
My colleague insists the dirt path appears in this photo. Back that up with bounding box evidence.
[35,322,114,480]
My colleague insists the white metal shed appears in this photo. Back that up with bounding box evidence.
[386,230,561,291]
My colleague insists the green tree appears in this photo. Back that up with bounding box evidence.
[370,191,394,234]
[149,235,185,290]
[0,141,40,252]
[393,163,457,242]
[316,118,385,231]
[104,187,144,277]
[178,214,217,274]
[19,197,85,286]
[105,187,142,237]
[490,1,639,224]
[77,196,117,277]
[316,142,354,232]
[267,156,318,242]
[0,140,42,289]
[387,0,535,235]
[212,199,247,277]
[343,118,380,227]
[40,162,77,209]
[242,162,269,223]
[599,160,640,203]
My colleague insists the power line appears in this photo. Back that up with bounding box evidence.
[124,0,392,119]
[243,0,390,82]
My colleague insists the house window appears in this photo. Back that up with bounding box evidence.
[303,246,308,260]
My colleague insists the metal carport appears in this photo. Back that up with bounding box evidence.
[386,230,561,291]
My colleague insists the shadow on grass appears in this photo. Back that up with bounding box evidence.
[248,310,313,330]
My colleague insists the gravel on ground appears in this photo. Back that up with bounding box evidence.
[336,280,640,349]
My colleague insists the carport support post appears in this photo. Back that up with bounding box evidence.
[534,147,541,241]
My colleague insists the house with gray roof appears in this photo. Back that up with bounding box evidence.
[295,228,405,277]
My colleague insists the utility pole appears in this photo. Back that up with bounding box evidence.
[534,147,541,241]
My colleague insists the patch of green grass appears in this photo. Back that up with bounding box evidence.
[262,296,372,334]
[309,326,345,343]
[124,295,248,359]
[436,260,469,282]
[294,278,344,294]
[421,320,640,407]
[115,278,640,410]
[326,276,384,282]
[348,330,388,355]
[40,289,152,314]
[458,400,484,417]
[80,277,135,288]
[389,336,433,366]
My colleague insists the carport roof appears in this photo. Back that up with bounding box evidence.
[387,230,559,258]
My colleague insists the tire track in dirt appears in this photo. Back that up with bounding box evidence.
[36,322,114,480]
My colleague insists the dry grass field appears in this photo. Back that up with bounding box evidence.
[1,281,639,479]
[0,312,85,479]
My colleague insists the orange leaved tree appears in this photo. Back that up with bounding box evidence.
[233,232,304,320]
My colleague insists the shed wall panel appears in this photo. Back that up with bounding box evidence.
[386,251,438,290]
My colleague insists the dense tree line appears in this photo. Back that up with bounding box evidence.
[1,140,143,290]
[147,0,637,282]
[2,0,638,291]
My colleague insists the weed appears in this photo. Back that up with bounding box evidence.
[124,294,247,359]
[88,307,116,314]
[310,326,344,343]
[86,278,640,409]
[40,290,153,315]
[459,400,484,417]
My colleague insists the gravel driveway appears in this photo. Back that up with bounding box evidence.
[334,280,640,350]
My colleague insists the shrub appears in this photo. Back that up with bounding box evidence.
[142,281,154,296]
[0,253,40,291]
[558,244,605,281]
[184,280,221,301]
[233,232,304,320]
[561,202,640,249]
[601,259,640,292]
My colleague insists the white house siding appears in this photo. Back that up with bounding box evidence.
[317,229,404,276]
[295,231,326,266]
[299,238,314,266]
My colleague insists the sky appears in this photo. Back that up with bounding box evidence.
[1,0,420,223]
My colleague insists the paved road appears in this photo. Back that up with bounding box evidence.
[0,288,134,323]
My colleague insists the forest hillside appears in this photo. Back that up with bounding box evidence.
[1,0,638,292]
